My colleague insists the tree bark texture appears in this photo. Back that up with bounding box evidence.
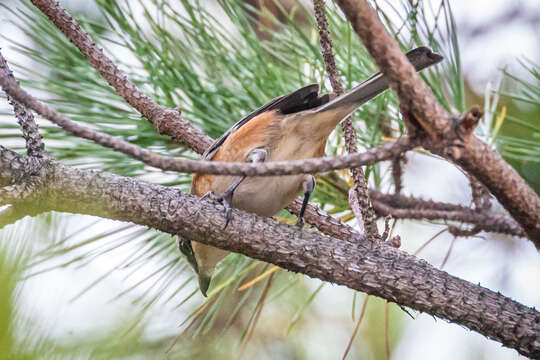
[2,147,537,358]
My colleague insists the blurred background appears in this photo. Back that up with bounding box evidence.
[0,0,538,359]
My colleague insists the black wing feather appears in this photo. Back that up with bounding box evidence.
[203,84,330,159]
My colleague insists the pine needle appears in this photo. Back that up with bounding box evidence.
[238,265,279,291]
[239,271,276,358]
[491,105,507,145]
[413,228,447,256]
[440,236,457,269]
[385,301,391,360]
[342,295,369,360]
[166,292,221,354]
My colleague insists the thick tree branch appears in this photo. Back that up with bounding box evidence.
[29,0,212,154]
[334,0,540,245]
[456,137,540,243]
[313,0,379,240]
[0,147,538,358]
[26,0,527,246]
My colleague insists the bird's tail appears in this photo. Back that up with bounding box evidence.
[313,46,443,120]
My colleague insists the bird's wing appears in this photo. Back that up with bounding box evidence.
[202,84,331,160]
[182,85,330,273]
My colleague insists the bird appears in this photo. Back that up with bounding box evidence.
[178,46,443,296]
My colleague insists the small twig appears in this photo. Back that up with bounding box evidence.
[9,99,44,158]
[381,215,392,240]
[468,174,491,212]
[458,106,483,141]
[287,200,365,243]
[348,188,365,232]
[384,219,401,248]
[0,52,44,158]
[447,225,481,238]
[313,0,379,240]
[371,191,470,211]
[371,194,524,237]
[391,154,405,194]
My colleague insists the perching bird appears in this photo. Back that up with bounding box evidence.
[179,46,443,296]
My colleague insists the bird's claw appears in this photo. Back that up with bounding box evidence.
[201,191,233,229]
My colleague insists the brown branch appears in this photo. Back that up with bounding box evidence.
[0,49,417,177]
[0,49,372,245]
[391,154,405,194]
[371,199,524,237]
[29,0,212,154]
[313,0,379,240]
[370,191,470,212]
[28,0,513,248]
[0,53,44,159]
[0,146,537,358]
[9,98,44,159]
[348,188,365,231]
[468,174,491,212]
[334,0,540,246]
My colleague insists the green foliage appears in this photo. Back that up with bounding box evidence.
[4,0,532,356]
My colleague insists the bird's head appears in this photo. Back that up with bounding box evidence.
[178,238,228,297]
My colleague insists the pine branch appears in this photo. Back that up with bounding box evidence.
[313,0,379,240]
[0,49,417,177]
[0,145,537,358]
[334,0,540,245]
[29,0,212,154]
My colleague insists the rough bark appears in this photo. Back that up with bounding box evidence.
[334,0,540,246]
[1,147,537,358]
[29,0,212,154]
[314,0,380,240]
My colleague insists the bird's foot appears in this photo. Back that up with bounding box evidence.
[201,190,233,229]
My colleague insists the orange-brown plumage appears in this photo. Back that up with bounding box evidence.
[179,46,444,296]
[192,110,278,197]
